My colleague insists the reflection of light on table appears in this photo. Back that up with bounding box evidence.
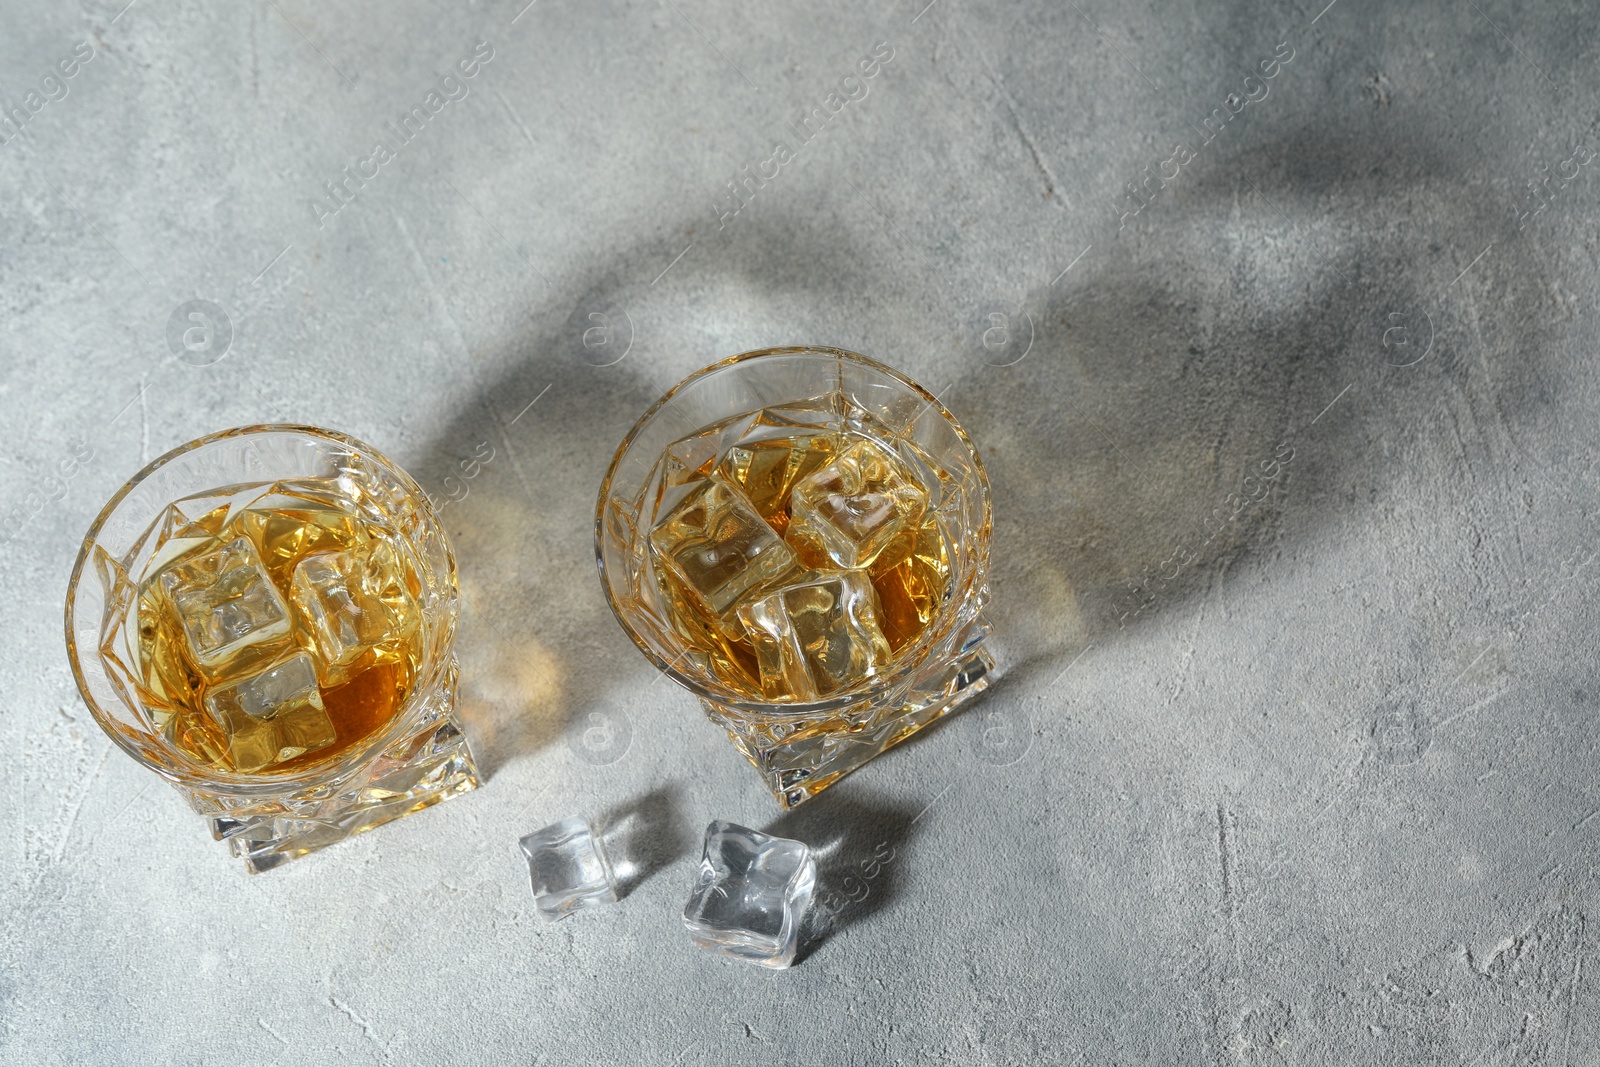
[456,627,566,770]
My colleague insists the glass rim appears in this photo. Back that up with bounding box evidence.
[593,345,991,717]
[64,423,460,794]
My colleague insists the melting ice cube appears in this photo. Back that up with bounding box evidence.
[649,476,796,620]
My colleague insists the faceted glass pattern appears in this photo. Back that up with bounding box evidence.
[519,816,619,922]
[682,820,816,969]
[597,348,994,808]
[66,427,476,872]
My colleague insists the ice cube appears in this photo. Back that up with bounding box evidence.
[717,428,837,535]
[289,537,417,682]
[787,436,929,570]
[519,815,619,922]
[158,536,292,676]
[649,475,796,620]
[202,651,336,772]
[682,820,816,969]
[738,571,892,700]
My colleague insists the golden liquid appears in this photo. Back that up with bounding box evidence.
[130,480,423,775]
[646,406,953,701]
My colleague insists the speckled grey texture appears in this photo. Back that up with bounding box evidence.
[4,0,1600,1063]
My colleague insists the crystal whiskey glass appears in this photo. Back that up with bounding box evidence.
[65,425,477,872]
[596,347,994,807]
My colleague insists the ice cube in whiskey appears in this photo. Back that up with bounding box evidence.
[638,399,954,706]
[290,537,418,685]
[787,437,928,570]
[159,536,292,676]
[202,651,336,772]
[649,475,796,620]
[134,480,427,775]
[738,571,892,700]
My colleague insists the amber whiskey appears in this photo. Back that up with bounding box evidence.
[128,478,424,774]
[642,396,952,703]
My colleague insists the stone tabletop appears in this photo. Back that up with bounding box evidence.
[4,0,1599,1063]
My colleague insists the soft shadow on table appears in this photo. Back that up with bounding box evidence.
[418,117,1568,777]
[414,214,907,779]
[937,122,1568,697]
[762,790,921,965]
[594,785,689,900]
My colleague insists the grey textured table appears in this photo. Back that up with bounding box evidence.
[5,0,1600,1063]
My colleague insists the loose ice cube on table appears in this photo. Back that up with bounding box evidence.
[682,821,816,969]
[649,475,796,619]
[519,815,619,922]
[289,537,417,681]
[202,651,335,772]
[738,571,892,700]
[158,536,292,676]
[787,437,929,570]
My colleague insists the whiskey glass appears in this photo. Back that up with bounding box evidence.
[64,425,477,872]
[596,347,994,808]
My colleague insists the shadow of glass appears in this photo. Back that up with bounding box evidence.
[937,123,1569,699]
[413,116,1570,782]
[411,216,925,780]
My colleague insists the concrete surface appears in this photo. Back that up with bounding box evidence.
[3,0,1600,1063]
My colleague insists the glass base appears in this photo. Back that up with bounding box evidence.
[702,625,995,809]
[180,661,479,873]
